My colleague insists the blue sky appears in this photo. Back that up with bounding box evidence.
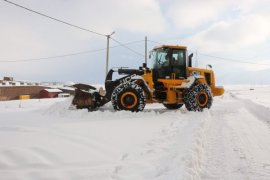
[1,0,270,85]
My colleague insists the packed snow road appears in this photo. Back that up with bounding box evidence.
[0,86,270,180]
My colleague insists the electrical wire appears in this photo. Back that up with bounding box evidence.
[110,38,145,57]
[2,0,148,61]
[2,0,146,60]
[2,0,106,37]
[198,53,270,66]
[148,40,162,45]
[149,39,270,66]
[0,40,145,63]
[0,49,105,63]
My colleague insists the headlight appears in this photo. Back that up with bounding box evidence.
[191,71,200,76]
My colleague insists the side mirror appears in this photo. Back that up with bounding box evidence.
[188,53,193,67]
[206,64,212,69]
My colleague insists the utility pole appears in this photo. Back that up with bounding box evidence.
[105,31,115,76]
[145,36,148,65]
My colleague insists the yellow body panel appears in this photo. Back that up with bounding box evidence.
[157,79,184,104]
[142,71,154,89]
[212,86,225,96]
[186,67,225,97]
[158,79,183,85]
[142,71,154,103]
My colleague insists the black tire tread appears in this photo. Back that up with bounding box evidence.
[111,82,146,112]
[183,83,213,112]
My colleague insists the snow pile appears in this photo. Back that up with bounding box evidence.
[42,96,78,116]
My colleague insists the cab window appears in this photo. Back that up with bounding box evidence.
[151,48,169,69]
[172,49,185,66]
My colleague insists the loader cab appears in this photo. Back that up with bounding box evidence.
[150,45,187,80]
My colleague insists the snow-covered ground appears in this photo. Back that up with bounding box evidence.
[1,85,270,180]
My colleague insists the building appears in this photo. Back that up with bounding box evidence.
[0,76,74,100]
[3,77,13,81]
[39,89,63,98]
[0,86,46,100]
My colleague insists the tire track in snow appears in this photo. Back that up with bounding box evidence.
[199,92,270,180]
[184,112,210,180]
[228,90,270,124]
[110,112,209,180]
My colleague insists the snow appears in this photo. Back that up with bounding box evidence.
[0,85,270,179]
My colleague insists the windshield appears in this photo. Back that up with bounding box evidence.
[172,49,185,66]
[151,48,186,68]
[150,48,187,79]
[151,48,169,69]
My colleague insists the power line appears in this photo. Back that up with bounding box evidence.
[198,53,270,66]
[0,40,145,63]
[2,0,146,60]
[2,0,106,37]
[148,40,162,45]
[0,49,105,63]
[111,37,145,57]
[149,39,270,66]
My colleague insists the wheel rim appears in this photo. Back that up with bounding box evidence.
[120,92,138,109]
[197,91,208,107]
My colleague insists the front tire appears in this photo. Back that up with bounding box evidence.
[183,83,213,112]
[111,82,146,112]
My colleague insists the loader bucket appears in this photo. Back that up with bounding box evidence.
[72,88,95,109]
[72,83,96,91]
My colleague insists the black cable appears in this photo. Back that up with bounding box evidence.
[0,49,105,63]
[148,40,162,45]
[2,0,106,37]
[111,38,145,57]
[149,39,270,66]
[0,40,144,63]
[2,0,149,61]
[198,53,270,66]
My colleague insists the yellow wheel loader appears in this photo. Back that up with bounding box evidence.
[72,45,224,112]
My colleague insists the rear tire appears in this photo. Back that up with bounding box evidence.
[163,103,183,109]
[183,83,213,112]
[111,82,146,112]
